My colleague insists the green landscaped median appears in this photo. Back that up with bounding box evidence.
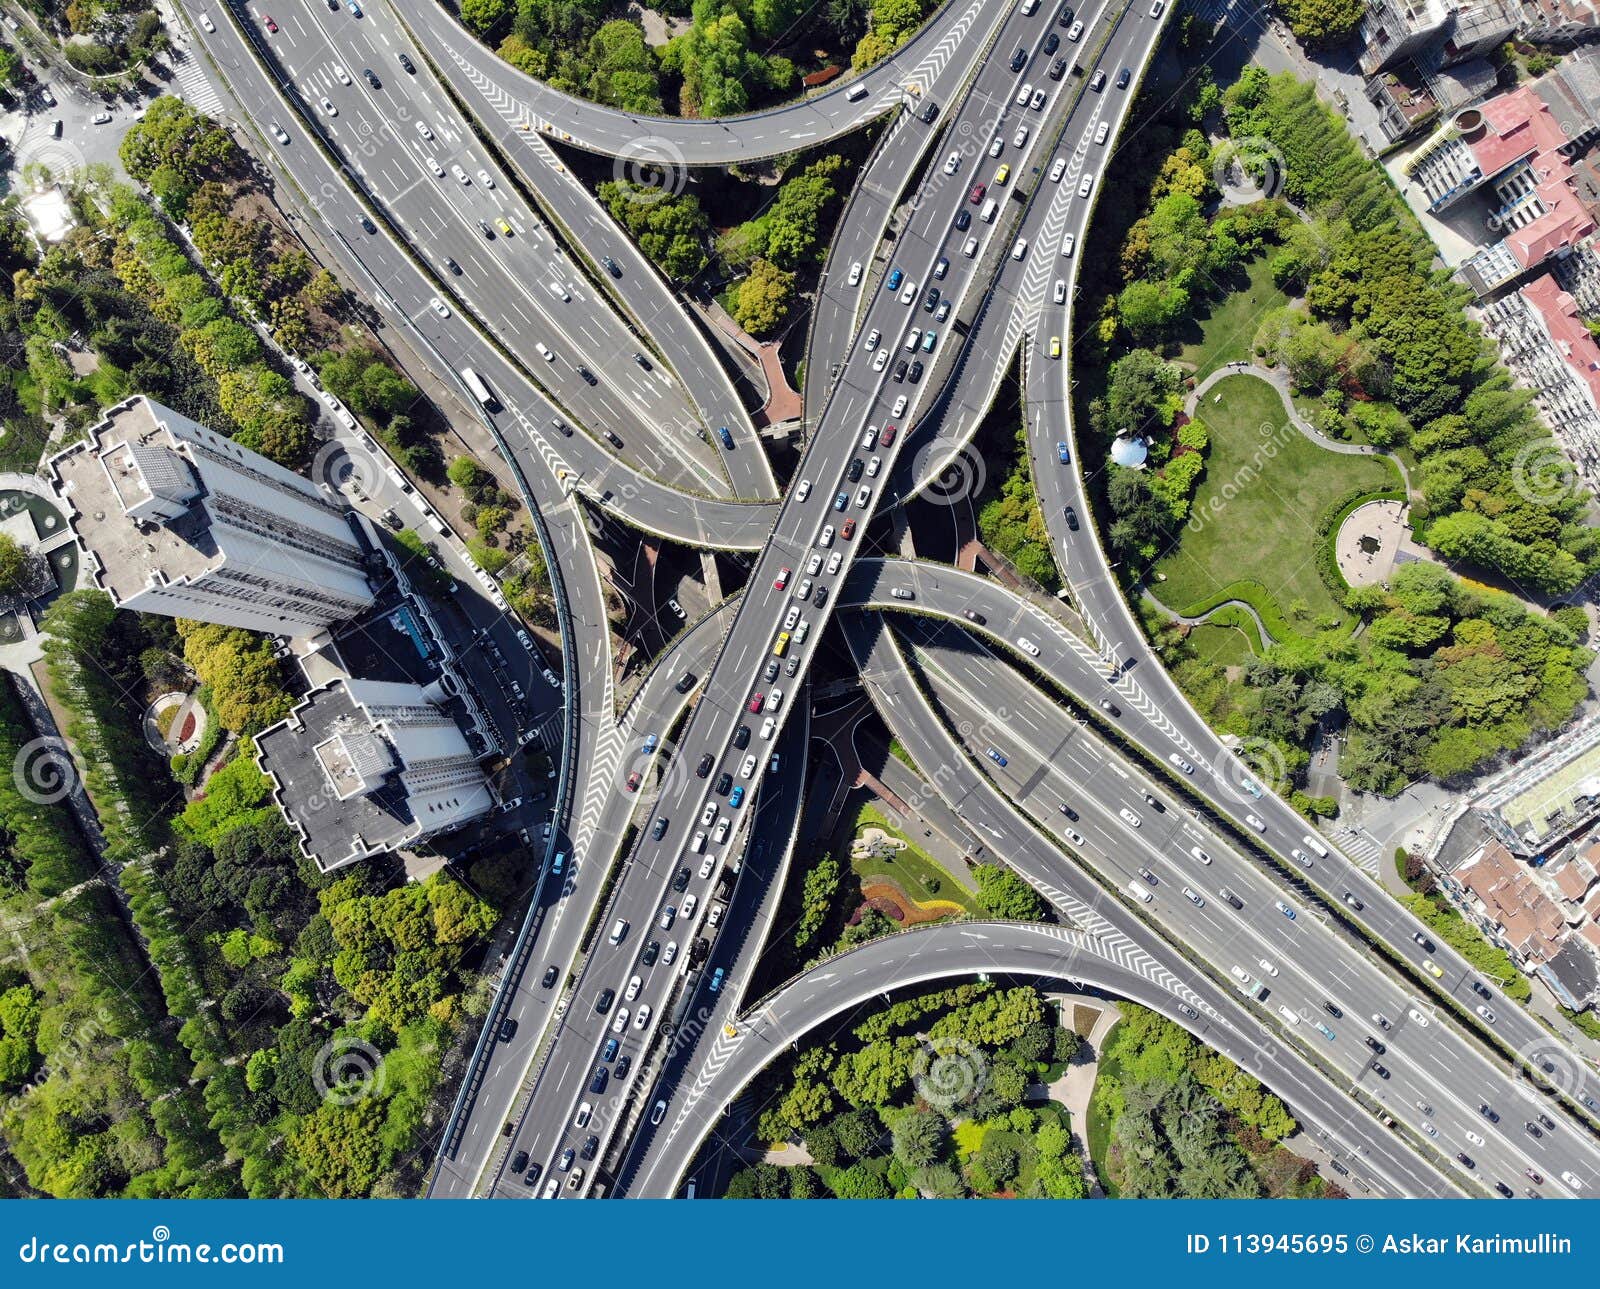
[1151,373,1397,629]
[849,801,981,919]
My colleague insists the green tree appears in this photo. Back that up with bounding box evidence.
[730,259,795,337]
[973,864,1046,920]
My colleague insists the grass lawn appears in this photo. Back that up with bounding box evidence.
[849,800,981,917]
[1176,255,1288,379]
[1186,614,1260,667]
[1151,373,1395,627]
[1085,1021,1123,1199]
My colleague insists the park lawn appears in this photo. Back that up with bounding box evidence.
[1186,612,1261,667]
[1176,254,1288,379]
[1085,1022,1123,1199]
[1151,374,1394,628]
[850,800,981,917]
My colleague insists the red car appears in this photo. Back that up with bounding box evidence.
[625,770,642,792]
[968,183,986,204]
[773,567,790,590]
[748,693,765,713]
[881,424,898,447]
[263,13,279,31]
[841,519,857,540]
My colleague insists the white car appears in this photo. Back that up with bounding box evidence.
[272,122,291,144]
[1119,808,1141,828]
[1464,1131,1484,1147]
[872,350,889,372]
[865,328,881,351]
[634,1005,652,1030]
[1011,238,1028,261]
[682,894,699,919]
[713,817,730,843]
[333,65,352,85]
[700,800,717,826]
[765,689,783,713]
[452,163,470,184]
[891,395,907,417]
[943,151,961,175]
[427,157,445,178]
[91,110,112,125]
[1189,846,1212,865]
[740,755,757,777]
[988,135,1004,158]
[818,525,834,547]
[866,456,881,478]
[690,831,706,853]
[624,974,643,1001]
[1094,120,1111,146]
[797,479,812,502]
[663,941,679,965]
[1049,157,1067,183]
[760,717,777,739]
[1245,813,1266,832]
[199,11,216,32]
[416,121,435,140]
[796,578,813,602]
[1068,19,1084,39]
[1012,124,1029,148]
[1060,233,1076,257]
[847,261,863,286]
[826,551,843,575]
[1168,753,1194,774]
[806,553,822,576]
[1065,829,1085,846]
[548,281,571,302]
[963,235,979,258]
[1408,1008,1430,1028]
[429,298,450,318]
[1258,959,1278,977]
[612,1008,630,1033]
[899,279,917,304]
[535,342,555,361]
[783,605,800,631]
[477,169,495,188]
[698,855,716,879]
[1017,637,1040,657]
[319,97,339,117]
[1053,279,1066,304]
[1014,82,1033,107]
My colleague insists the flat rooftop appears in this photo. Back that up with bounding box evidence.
[50,400,219,602]
[257,682,416,871]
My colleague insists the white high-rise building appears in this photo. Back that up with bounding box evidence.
[256,677,494,872]
[49,396,375,636]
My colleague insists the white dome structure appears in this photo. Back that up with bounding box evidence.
[1110,434,1148,469]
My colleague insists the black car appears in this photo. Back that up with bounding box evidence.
[595,988,614,1014]
[1493,1181,1513,1198]
[1322,1001,1342,1019]
[1219,888,1243,910]
[523,1163,542,1186]
[651,816,669,841]
[1100,699,1121,717]
[696,753,714,778]
[734,724,751,749]
[1471,980,1492,999]
[1412,930,1434,950]
[579,366,599,386]
[1526,1121,1544,1139]
[715,772,733,795]
[581,1135,599,1161]
[511,1149,529,1173]
[954,209,971,230]
[1116,67,1131,89]
[362,67,381,88]
[541,964,559,988]
[1479,1103,1500,1123]
[1049,57,1067,80]
[1370,1062,1390,1079]
[923,286,940,312]
[1058,4,1074,24]
[908,361,924,383]
[676,671,697,694]
[398,52,416,73]
[672,866,691,893]
[1010,47,1028,71]
[894,360,909,382]
[1538,1112,1556,1131]
[497,1017,518,1042]
[1059,803,1078,820]
[921,100,939,123]
[614,1055,631,1081]
[444,256,462,275]
[1043,32,1059,53]
[590,1067,608,1094]
[633,352,652,371]
[964,609,986,625]
[813,585,829,608]
[1365,1036,1385,1054]
[1457,1153,1474,1168]
[602,256,622,277]
[552,417,573,437]
[642,940,660,966]
[1063,505,1080,531]
[360,215,378,234]
[847,458,864,482]
[1343,891,1364,911]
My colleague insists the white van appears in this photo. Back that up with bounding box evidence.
[980,197,999,223]
[1301,834,1330,858]
[609,918,629,946]
[847,82,869,102]
[1020,0,1039,12]
[1126,879,1152,904]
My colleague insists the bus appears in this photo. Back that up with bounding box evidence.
[460,367,499,412]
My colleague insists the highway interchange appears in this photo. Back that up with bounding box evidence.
[162,0,1600,1201]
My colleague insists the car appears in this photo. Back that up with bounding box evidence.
[1322,1000,1343,1019]
[1119,808,1141,828]
[1471,979,1493,999]
[695,753,715,780]
[1275,900,1296,921]
[651,817,669,841]
[1342,891,1364,911]
[1136,866,1157,886]
[634,1005,652,1030]
[1373,1012,1391,1030]
[864,330,881,353]
[1067,18,1084,38]
[1100,699,1121,717]
[1479,1103,1500,1123]
[319,96,338,116]
[1050,56,1068,81]
[855,485,872,508]
[1220,889,1244,910]
[1058,3,1075,22]
[1032,87,1048,109]
[676,672,698,694]
[1013,124,1030,149]
[541,964,560,988]
[921,99,939,123]
[1048,335,1061,359]
[1370,1062,1389,1079]
[477,169,496,189]
[359,215,378,235]
[625,770,642,793]
[933,256,950,280]
[729,785,746,808]
[264,13,279,31]
[1117,67,1132,89]
[892,396,908,417]
[866,456,882,478]
[1060,232,1076,257]
[1407,1008,1430,1028]
[1527,1168,1544,1184]
[497,1016,518,1043]
[1464,1130,1484,1147]
[1422,958,1443,978]
[986,747,1008,767]
[347,0,361,13]
[1257,958,1278,977]
[900,279,917,304]
[718,425,734,450]
[1526,1121,1544,1139]
[774,567,791,590]
[761,717,778,740]
[1094,120,1111,147]
[558,1147,576,1172]
[90,109,113,125]
[601,255,623,278]
[873,350,890,372]
[943,151,961,176]
[416,120,435,140]
[995,164,1011,186]
[590,1064,611,1093]
[662,940,680,966]
[601,1037,619,1062]
[818,525,834,547]
[797,479,813,503]
[1562,1171,1584,1190]
[271,122,291,144]
[766,689,784,712]
[969,183,987,205]
[1077,173,1095,198]
[595,988,614,1014]
[1149,0,1164,14]
[429,298,450,319]
[1010,46,1028,71]
[887,267,904,292]
[827,552,843,575]
[363,67,382,89]
[399,53,416,73]
[1044,31,1059,53]
[1538,1112,1556,1131]
[1456,1152,1475,1169]
[199,10,216,31]
[847,262,863,286]
[1476,1004,1497,1023]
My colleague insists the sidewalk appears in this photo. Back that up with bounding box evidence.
[1036,993,1120,1198]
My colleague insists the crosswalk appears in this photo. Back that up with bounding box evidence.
[1335,827,1385,875]
[170,48,226,120]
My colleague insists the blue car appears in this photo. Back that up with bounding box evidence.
[709,967,725,994]
[729,785,745,808]
[886,267,904,292]
[1056,442,1070,464]
[718,426,735,450]
[602,1037,619,1062]
[348,0,362,13]
[834,492,849,511]
[986,747,1008,767]
[1276,900,1297,921]
[643,733,659,754]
